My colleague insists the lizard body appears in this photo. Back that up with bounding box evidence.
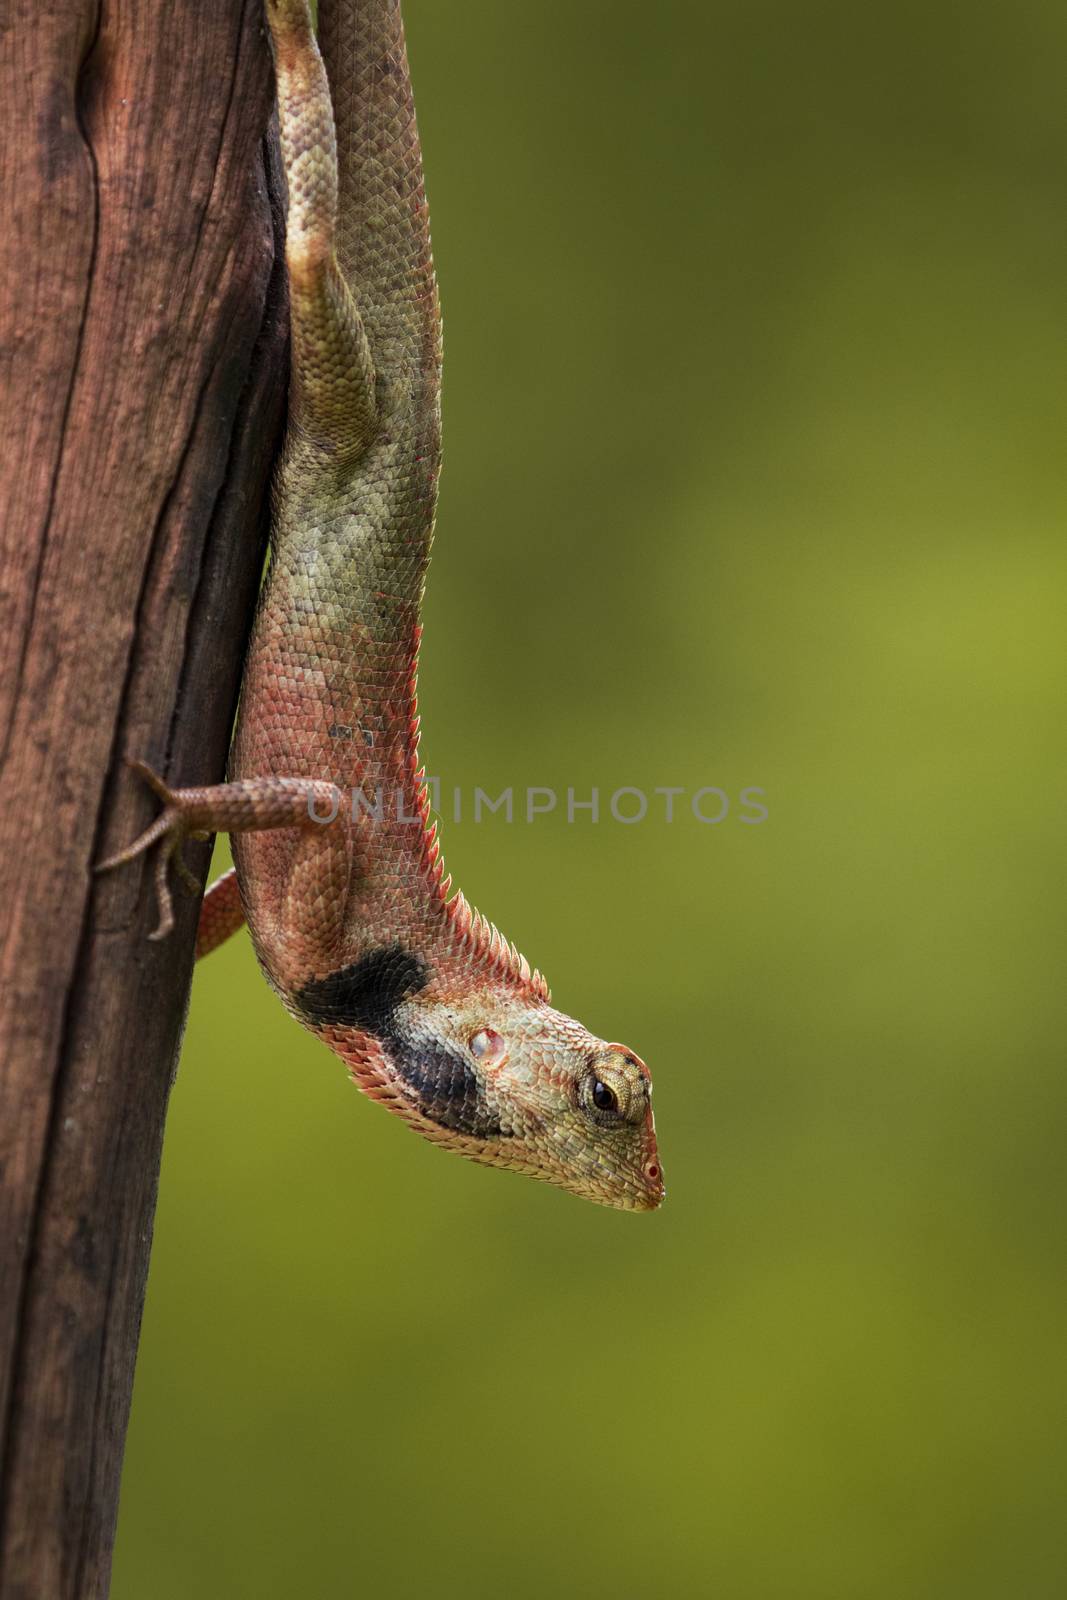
[99,0,663,1211]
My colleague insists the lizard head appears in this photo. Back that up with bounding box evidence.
[295,942,664,1211]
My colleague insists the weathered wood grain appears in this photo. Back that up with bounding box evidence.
[0,1,287,1592]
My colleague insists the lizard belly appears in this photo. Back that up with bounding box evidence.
[231,434,437,986]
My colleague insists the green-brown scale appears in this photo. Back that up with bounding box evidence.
[98,0,664,1210]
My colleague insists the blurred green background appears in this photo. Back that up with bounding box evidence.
[113,2,1066,1595]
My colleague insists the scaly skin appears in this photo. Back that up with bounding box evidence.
[98,0,663,1211]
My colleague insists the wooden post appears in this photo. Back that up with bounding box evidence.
[0,1,286,1593]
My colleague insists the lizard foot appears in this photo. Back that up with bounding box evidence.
[97,761,347,942]
[96,759,209,941]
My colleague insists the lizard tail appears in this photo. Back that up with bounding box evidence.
[267,0,378,454]
[318,0,442,398]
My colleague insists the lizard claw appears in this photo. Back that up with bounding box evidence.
[95,759,197,941]
[125,756,175,804]
[171,845,202,898]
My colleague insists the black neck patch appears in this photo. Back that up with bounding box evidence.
[294,943,504,1141]
[398,1041,501,1139]
[295,944,429,1037]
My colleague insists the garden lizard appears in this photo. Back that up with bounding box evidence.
[98,0,663,1211]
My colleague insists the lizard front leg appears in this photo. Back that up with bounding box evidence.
[196,868,246,958]
[96,761,343,941]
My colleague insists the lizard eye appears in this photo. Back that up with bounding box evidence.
[592,1079,618,1113]
[469,1027,508,1068]
[580,1068,629,1121]
[580,1058,647,1123]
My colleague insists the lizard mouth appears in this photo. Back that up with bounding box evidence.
[568,1128,666,1211]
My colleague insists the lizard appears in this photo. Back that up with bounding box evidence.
[97,0,664,1212]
